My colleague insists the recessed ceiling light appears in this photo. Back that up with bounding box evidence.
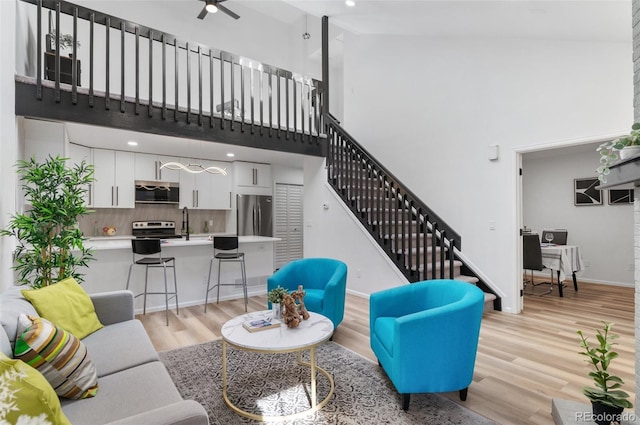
[345,0,355,7]
[205,0,218,13]
[127,141,138,146]
[226,153,235,158]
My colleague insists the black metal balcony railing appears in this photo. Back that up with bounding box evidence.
[20,0,324,146]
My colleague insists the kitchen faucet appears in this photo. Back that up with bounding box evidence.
[182,206,190,241]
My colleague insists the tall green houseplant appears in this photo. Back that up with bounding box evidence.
[577,322,633,411]
[1,155,95,288]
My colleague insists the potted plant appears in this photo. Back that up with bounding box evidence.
[577,321,633,425]
[268,286,288,319]
[47,30,80,52]
[1,155,95,289]
[596,122,640,183]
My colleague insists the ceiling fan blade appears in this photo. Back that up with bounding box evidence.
[217,4,240,20]
[197,5,208,19]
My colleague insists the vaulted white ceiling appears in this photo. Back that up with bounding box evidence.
[60,0,633,165]
[244,0,632,41]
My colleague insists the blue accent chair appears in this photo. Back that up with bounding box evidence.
[267,258,348,329]
[369,279,485,411]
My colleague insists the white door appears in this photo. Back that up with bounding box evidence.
[274,183,303,269]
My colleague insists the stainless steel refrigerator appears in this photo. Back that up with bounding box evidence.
[236,194,273,237]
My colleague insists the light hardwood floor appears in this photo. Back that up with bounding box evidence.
[138,280,635,425]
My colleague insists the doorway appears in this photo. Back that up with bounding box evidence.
[517,137,632,310]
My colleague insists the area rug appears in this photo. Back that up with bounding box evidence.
[159,340,497,425]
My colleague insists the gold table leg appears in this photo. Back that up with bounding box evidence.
[223,343,334,421]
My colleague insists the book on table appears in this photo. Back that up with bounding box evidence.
[242,318,281,333]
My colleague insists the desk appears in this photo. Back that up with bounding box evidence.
[540,244,584,297]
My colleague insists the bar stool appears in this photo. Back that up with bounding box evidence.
[204,236,247,312]
[125,238,178,325]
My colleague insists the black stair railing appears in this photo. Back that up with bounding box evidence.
[22,0,324,144]
[325,114,460,282]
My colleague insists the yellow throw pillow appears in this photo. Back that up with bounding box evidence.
[21,277,103,339]
[0,352,71,425]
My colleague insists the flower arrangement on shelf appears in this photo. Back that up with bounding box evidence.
[597,122,640,183]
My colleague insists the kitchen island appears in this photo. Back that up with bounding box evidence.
[81,234,280,314]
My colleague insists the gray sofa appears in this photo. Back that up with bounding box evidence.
[0,287,209,425]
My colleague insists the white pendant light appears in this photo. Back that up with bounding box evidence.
[160,162,227,175]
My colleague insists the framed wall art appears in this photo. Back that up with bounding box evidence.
[608,189,634,205]
[574,178,602,206]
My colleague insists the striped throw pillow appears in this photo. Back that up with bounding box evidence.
[14,314,99,399]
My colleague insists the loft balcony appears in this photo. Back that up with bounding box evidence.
[14,0,326,157]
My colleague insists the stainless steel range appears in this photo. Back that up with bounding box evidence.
[132,221,182,239]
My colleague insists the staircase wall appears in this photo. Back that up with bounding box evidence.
[341,33,633,313]
[303,156,407,296]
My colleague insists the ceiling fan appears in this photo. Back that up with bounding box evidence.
[197,0,240,20]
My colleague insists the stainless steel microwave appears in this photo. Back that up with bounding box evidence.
[134,181,180,204]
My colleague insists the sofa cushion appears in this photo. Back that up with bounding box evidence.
[81,319,159,378]
[0,352,71,425]
[21,277,104,339]
[0,285,38,354]
[14,314,99,399]
[60,361,183,425]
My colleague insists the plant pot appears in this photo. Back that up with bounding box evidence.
[271,303,281,320]
[591,401,624,425]
[619,145,640,160]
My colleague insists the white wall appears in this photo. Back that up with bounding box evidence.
[523,147,634,286]
[273,165,303,186]
[1,1,18,293]
[338,35,633,312]
[70,1,298,72]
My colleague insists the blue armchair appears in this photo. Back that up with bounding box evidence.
[369,279,485,411]
[267,258,347,328]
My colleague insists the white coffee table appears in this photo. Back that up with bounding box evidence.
[220,310,335,421]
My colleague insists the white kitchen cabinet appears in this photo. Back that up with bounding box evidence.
[134,153,181,182]
[179,158,231,209]
[67,143,93,207]
[92,149,135,208]
[210,160,232,209]
[235,162,272,188]
[134,153,157,181]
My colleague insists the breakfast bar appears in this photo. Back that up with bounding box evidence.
[81,235,280,313]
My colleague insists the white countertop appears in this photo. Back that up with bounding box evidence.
[86,234,281,250]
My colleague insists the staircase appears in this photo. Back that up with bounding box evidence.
[325,115,499,311]
[14,0,499,311]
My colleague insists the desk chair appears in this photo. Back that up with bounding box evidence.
[125,238,178,325]
[523,233,553,295]
[541,229,568,245]
[205,236,247,313]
